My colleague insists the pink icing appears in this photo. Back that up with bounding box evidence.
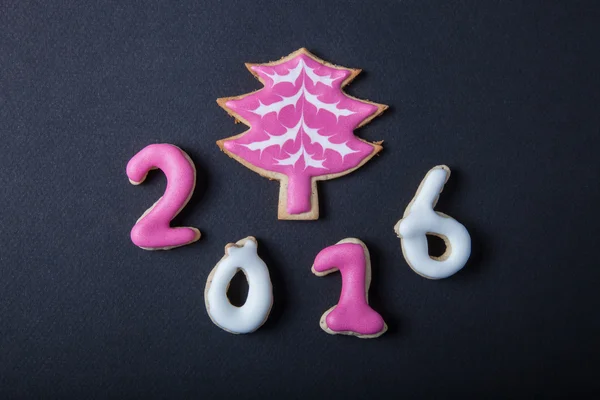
[221,51,381,214]
[313,242,386,336]
[126,144,199,249]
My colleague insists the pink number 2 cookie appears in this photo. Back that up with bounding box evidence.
[217,48,387,220]
[126,144,200,250]
[312,238,387,339]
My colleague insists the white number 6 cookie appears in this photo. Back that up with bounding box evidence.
[394,165,471,279]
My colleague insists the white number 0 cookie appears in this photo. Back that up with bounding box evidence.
[204,237,273,334]
[394,165,471,279]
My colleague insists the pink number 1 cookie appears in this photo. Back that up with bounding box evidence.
[217,48,387,220]
[312,238,387,339]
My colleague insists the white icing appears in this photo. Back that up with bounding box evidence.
[246,79,358,169]
[252,89,303,117]
[239,58,359,171]
[242,119,302,154]
[303,88,354,118]
[275,145,326,169]
[302,119,357,159]
[243,115,356,166]
[263,59,304,85]
[251,84,354,120]
[263,59,338,87]
[205,238,273,334]
[251,55,355,121]
[303,61,337,87]
[394,166,471,280]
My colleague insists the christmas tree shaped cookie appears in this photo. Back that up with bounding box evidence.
[217,48,387,220]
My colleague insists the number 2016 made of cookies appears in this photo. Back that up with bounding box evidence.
[126,49,473,338]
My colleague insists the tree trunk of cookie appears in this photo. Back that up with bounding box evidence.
[286,175,312,214]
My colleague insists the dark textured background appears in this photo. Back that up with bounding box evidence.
[1,0,599,398]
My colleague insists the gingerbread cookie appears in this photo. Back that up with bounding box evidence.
[204,237,273,334]
[394,165,471,279]
[127,143,200,250]
[312,238,387,339]
[217,48,387,220]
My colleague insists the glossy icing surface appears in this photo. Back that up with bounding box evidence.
[205,237,273,334]
[312,239,386,338]
[126,144,200,250]
[395,166,471,279]
[219,49,383,214]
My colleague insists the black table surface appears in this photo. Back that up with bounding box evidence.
[1,1,599,398]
